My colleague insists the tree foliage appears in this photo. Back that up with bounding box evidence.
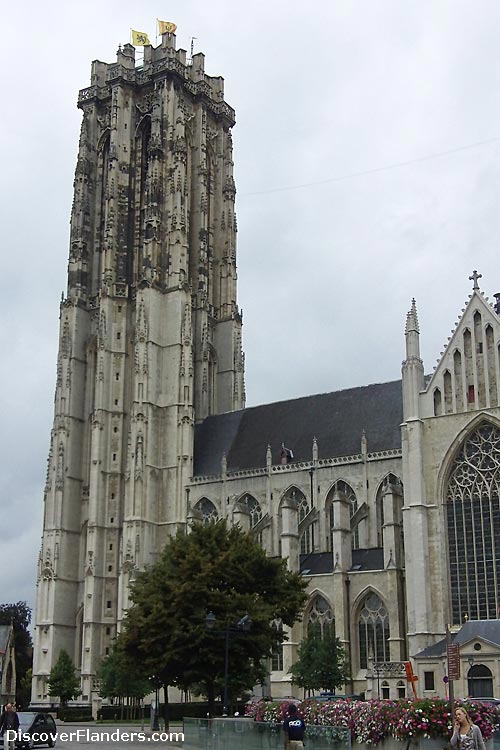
[48,649,81,705]
[120,520,308,710]
[98,644,151,701]
[290,629,350,694]
[0,601,33,705]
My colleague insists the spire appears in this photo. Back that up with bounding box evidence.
[404,298,421,359]
[405,298,419,335]
[402,298,424,419]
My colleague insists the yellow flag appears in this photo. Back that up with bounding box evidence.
[131,29,151,46]
[158,19,177,34]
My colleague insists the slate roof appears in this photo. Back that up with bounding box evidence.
[194,379,403,476]
[415,620,500,658]
[300,552,334,575]
[351,547,384,571]
[299,548,384,576]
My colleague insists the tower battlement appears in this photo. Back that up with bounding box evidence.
[78,36,234,127]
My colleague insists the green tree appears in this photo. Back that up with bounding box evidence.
[48,649,81,705]
[120,520,308,715]
[0,601,33,705]
[98,645,151,702]
[291,629,350,695]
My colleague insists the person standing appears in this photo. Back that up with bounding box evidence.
[0,703,20,750]
[283,703,305,750]
[450,707,486,750]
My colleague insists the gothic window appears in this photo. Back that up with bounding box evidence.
[397,681,406,699]
[271,620,284,671]
[328,481,359,550]
[307,595,334,638]
[241,494,262,528]
[358,592,390,669]
[381,681,390,700]
[446,422,500,623]
[194,497,218,523]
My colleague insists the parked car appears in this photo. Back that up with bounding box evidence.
[309,693,362,701]
[0,712,56,748]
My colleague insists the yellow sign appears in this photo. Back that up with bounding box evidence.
[158,19,177,34]
[131,29,151,46]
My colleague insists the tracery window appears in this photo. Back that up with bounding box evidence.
[358,592,390,669]
[271,620,284,671]
[307,594,334,638]
[241,494,262,528]
[446,422,500,623]
[194,497,219,523]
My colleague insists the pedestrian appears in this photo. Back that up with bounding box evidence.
[283,703,305,750]
[0,703,20,750]
[450,707,486,750]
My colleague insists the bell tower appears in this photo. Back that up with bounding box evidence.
[32,33,245,705]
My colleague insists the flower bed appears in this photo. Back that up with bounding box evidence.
[245,698,500,745]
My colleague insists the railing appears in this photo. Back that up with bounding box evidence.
[183,717,351,750]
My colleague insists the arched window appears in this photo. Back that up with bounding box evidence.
[241,494,262,528]
[328,480,359,549]
[358,592,390,669]
[307,595,334,638]
[467,664,493,698]
[397,681,406,699]
[381,681,390,700]
[194,497,218,523]
[446,422,500,622]
[271,620,284,672]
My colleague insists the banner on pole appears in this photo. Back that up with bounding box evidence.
[158,20,177,35]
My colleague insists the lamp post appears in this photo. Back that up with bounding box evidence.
[206,612,252,716]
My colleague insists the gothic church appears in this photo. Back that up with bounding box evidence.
[33,32,500,705]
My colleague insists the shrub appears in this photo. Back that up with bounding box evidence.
[245,698,500,745]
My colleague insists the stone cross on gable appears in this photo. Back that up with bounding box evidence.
[469,270,482,291]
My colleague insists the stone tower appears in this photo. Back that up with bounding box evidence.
[32,33,245,705]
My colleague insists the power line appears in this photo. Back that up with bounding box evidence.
[241,135,500,197]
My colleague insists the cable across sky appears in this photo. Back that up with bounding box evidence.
[241,135,500,197]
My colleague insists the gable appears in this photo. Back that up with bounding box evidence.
[420,290,500,418]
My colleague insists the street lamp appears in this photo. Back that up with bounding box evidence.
[205,611,252,716]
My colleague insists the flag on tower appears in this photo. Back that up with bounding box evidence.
[131,29,151,46]
[158,19,177,34]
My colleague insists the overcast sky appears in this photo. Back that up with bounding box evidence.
[2,0,500,614]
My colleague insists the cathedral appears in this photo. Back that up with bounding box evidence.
[33,32,500,706]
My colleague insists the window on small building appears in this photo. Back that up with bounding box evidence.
[397,681,406,699]
[424,671,435,691]
[381,681,390,700]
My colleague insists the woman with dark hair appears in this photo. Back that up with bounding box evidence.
[450,707,486,750]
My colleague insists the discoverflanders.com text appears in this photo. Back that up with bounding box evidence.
[4,729,184,743]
